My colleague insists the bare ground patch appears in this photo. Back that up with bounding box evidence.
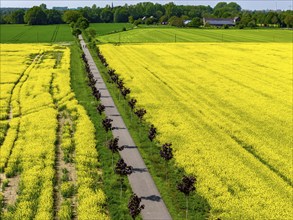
[54,111,77,220]
[0,173,20,210]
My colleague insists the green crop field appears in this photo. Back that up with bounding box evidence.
[90,23,134,36]
[97,27,293,43]
[0,24,73,43]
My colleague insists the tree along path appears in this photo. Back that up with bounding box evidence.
[79,35,172,220]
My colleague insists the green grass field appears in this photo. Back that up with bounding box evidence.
[97,27,293,43]
[90,23,134,36]
[0,24,73,43]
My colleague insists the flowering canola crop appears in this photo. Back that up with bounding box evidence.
[100,43,292,219]
[0,44,108,219]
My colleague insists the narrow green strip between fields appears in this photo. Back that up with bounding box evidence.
[69,40,134,220]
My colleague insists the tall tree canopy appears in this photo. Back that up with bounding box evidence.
[63,10,82,23]
[10,9,25,24]
[47,9,63,24]
[24,6,47,25]
[0,1,291,28]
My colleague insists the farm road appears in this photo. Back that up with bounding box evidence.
[78,35,172,220]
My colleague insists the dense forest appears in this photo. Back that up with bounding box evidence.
[0,2,292,28]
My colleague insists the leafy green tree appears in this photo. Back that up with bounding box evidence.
[47,9,63,24]
[75,16,89,29]
[0,13,11,24]
[165,2,176,18]
[227,2,241,12]
[155,10,163,19]
[71,28,81,37]
[128,15,134,23]
[10,9,25,24]
[214,2,241,18]
[87,27,97,38]
[100,8,113,23]
[40,3,47,10]
[214,2,228,11]
[188,17,202,28]
[145,17,157,25]
[114,8,129,22]
[133,18,142,26]
[63,10,81,23]
[264,11,275,25]
[168,16,184,27]
[284,14,293,28]
[0,15,5,24]
[247,20,257,28]
[271,15,279,25]
[79,4,102,23]
[24,6,47,25]
[239,12,252,27]
[159,15,168,23]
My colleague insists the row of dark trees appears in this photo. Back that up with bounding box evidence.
[81,37,202,218]
[82,46,144,219]
[0,4,63,25]
[82,41,198,218]
[1,2,292,28]
[127,175,196,219]
[81,46,138,218]
[95,47,197,219]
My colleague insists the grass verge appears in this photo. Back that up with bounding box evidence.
[70,39,134,219]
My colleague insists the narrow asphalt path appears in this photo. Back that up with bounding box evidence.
[78,35,172,220]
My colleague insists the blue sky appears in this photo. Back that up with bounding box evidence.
[1,1,292,10]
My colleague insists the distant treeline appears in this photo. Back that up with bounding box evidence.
[0,2,292,28]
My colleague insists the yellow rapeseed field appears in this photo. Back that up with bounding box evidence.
[0,44,108,219]
[100,43,292,219]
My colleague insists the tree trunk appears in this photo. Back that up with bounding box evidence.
[123,99,125,112]
[120,177,124,199]
[186,195,188,220]
[165,161,168,181]
[112,152,114,169]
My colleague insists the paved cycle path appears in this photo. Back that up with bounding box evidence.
[78,35,172,220]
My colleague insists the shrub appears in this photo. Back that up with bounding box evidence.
[222,24,229,29]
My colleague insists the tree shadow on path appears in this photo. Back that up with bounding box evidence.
[141,195,161,202]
